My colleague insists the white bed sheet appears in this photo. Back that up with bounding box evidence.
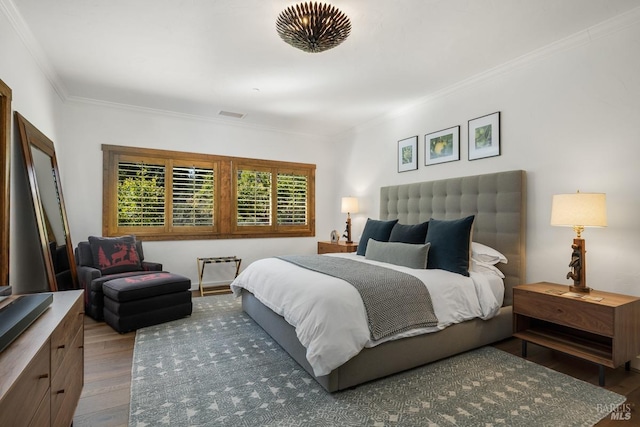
[230,253,502,377]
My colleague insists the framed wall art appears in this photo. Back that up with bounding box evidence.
[425,125,460,166]
[468,111,500,160]
[397,136,418,172]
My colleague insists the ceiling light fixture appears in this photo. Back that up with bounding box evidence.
[276,2,351,53]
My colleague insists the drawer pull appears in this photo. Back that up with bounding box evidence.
[38,374,49,379]
[56,389,65,395]
[58,344,66,349]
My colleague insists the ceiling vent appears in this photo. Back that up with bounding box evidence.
[218,110,245,119]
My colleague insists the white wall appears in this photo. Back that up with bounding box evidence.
[3,2,340,291]
[336,16,640,297]
[0,7,64,292]
[4,2,640,301]
[58,102,339,287]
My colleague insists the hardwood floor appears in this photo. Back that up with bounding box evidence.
[74,306,640,426]
[74,316,135,427]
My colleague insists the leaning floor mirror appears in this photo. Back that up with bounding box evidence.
[0,80,11,291]
[15,112,78,291]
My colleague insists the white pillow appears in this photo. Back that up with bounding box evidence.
[471,259,505,278]
[471,242,508,265]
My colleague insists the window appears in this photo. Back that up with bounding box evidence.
[236,168,272,227]
[232,163,313,235]
[102,145,315,240]
[172,165,215,227]
[277,171,308,225]
[117,161,166,227]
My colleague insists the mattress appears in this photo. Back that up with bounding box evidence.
[230,253,503,376]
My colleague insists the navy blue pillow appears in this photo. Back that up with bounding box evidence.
[425,215,475,276]
[389,221,429,244]
[356,218,399,255]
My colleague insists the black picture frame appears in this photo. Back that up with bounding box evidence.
[425,125,460,166]
[397,135,418,172]
[468,111,500,160]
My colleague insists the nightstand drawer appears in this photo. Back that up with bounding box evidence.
[317,241,357,254]
[514,290,614,336]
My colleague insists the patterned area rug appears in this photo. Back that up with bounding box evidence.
[129,295,625,427]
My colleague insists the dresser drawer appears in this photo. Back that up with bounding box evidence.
[514,290,614,336]
[0,341,50,427]
[29,389,51,427]
[51,326,84,427]
[51,295,83,376]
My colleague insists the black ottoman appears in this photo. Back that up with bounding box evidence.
[102,272,192,333]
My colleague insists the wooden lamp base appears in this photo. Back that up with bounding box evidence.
[567,237,590,293]
[343,214,353,244]
[570,284,591,293]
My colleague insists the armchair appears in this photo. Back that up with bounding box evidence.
[76,236,163,320]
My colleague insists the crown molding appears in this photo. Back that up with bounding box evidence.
[587,4,640,40]
[65,94,330,140]
[4,0,639,140]
[0,0,68,101]
[344,5,640,139]
[0,0,328,140]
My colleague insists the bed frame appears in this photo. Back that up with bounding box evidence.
[242,170,526,392]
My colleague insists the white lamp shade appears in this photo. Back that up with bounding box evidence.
[341,197,359,214]
[550,192,607,227]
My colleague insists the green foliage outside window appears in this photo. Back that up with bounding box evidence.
[117,163,165,226]
[172,166,214,226]
[277,173,307,225]
[237,170,272,226]
[103,144,314,239]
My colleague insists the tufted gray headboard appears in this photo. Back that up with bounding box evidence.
[379,170,526,306]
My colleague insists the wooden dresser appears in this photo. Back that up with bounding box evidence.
[0,290,84,426]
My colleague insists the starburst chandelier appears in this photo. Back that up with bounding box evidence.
[276,2,351,53]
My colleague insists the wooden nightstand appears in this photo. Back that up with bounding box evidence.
[317,241,358,254]
[513,282,640,386]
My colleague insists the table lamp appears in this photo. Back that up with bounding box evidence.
[341,197,359,244]
[550,191,607,292]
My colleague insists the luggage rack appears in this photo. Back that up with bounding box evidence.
[196,256,242,296]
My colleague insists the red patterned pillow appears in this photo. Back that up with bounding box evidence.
[88,235,142,275]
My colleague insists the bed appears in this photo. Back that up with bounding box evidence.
[232,170,526,392]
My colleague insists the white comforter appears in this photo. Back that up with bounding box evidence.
[230,253,502,377]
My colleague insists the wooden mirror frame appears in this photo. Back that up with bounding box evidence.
[0,79,11,288]
[15,112,77,291]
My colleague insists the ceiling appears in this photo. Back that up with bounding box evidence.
[7,0,640,137]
